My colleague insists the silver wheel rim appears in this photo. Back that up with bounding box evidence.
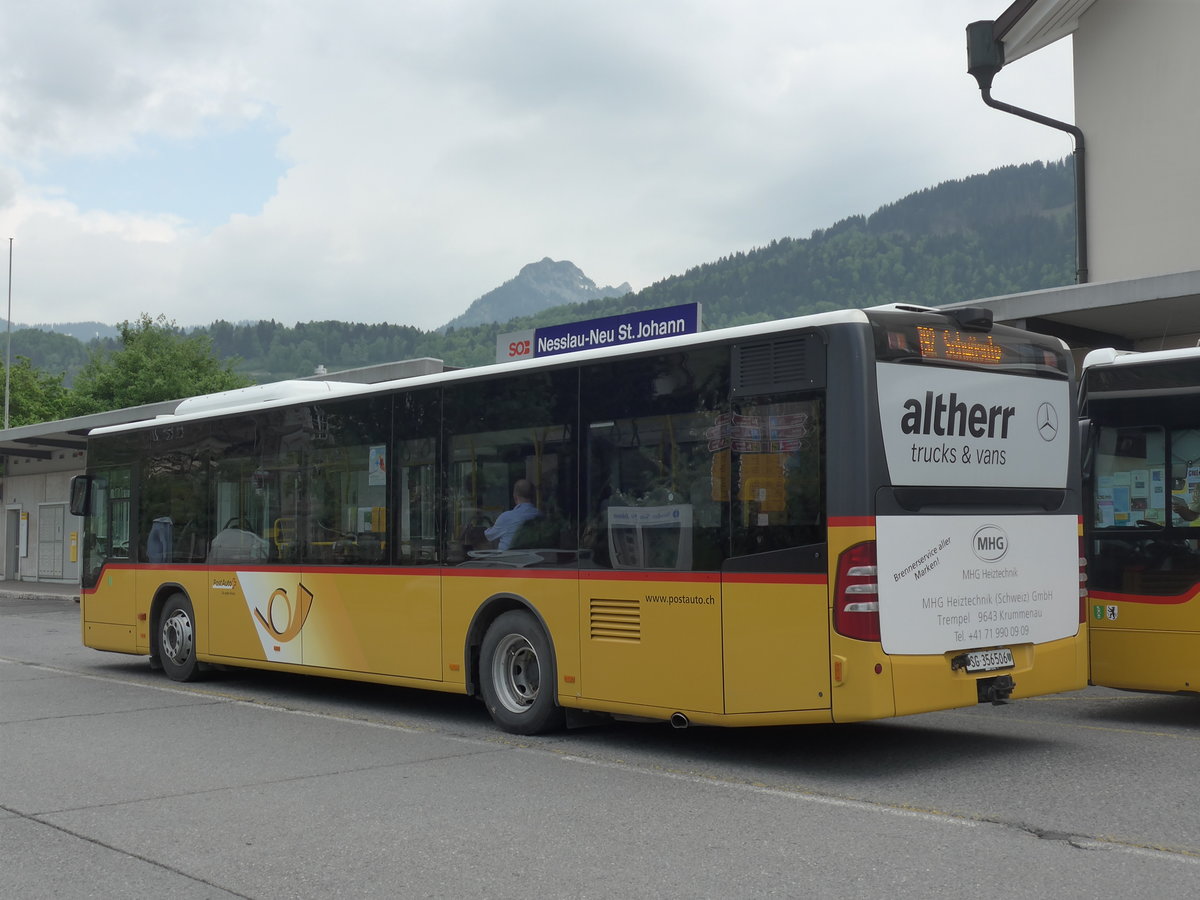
[490,632,540,714]
[161,608,194,667]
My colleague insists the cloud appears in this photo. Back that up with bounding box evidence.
[0,1,1074,331]
[0,1,267,158]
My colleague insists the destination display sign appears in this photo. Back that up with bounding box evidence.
[496,303,701,363]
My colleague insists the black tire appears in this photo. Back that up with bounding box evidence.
[479,610,564,735]
[158,593,200,682]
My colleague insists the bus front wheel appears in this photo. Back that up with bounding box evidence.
[480,610,564,735]
[158,593,200,682]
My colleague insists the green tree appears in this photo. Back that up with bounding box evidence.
[1,357,70,426]
[10,328,91,384]
[68,314,253,415]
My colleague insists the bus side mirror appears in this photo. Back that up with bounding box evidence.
[69,475,92,517]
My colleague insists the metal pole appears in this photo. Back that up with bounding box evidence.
[978,88,1088,284]
[968,22,1088,284]
[4,237,11,429]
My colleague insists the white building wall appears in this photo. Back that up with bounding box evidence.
[1,452,86,584]
[1074,0,1200,283]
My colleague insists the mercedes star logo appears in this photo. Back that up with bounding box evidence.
[1037,402,1059,441]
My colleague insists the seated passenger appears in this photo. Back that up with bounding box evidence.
[485,479,540,550]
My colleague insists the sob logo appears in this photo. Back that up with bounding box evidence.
[972,524,1009,562]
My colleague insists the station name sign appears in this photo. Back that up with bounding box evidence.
[496,303,702,363]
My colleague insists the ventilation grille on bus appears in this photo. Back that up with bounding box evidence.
[590,598,641,643]
[732,334,825,396]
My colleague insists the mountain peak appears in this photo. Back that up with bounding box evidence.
[441,258,631,331]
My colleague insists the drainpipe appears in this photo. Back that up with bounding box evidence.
[967,20,1088,284]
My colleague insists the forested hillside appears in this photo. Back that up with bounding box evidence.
[629,159,1075,330]
[11,159,1075,382]
[6,327,93,384]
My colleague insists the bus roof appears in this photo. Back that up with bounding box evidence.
[1082,345,1200,371]
[172,379,364,416]
[87,304,1015,438]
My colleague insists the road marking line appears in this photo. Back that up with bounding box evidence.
[556,753,976,825]
[8,657,1200,864]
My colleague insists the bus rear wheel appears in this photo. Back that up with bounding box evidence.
[480,610,564,735]
[158,593,200,682]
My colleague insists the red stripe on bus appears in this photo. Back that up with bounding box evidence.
[1088,587,1200,606]
[83,564,827,585]
[288,566,431,577]
[579,570,721,584]
[443,567,576,580]
[827,516,874,528]
[721,572,827,585]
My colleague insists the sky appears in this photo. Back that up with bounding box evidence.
[0,1,1076,332]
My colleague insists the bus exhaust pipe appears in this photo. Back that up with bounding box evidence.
[670,712,690,729]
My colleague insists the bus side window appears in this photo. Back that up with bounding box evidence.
[396,449,437,564]
[140,451,208,564]
[108,479,131,560]
[207,413,301,566]
[1092,426,1164,529]
[444,371,578,566]
[80,467,132,586]
[1169,428,1200,527]
[1090,424,1200,596]
[304,399,390,566]
[394,389,440,566]
[208,460,273,565]
[582,349,730,571]
[729,395,824,557]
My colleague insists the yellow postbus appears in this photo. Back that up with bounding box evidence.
[71,305,1086,733]
[1080,346,1200,694]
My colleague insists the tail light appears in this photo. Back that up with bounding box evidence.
[1078,533,1088,623]
[834,541,880,641]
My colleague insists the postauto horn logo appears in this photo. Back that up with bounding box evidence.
[972,524,1009,562]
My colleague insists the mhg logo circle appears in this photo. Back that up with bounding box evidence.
[972,524,1009,562]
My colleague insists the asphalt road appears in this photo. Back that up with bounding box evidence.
[3,591,1199,899]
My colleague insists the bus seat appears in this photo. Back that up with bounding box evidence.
[208,527,270,564]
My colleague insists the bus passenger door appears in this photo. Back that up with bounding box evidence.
[80,468,139,653]
[576,352,733,716]
[720,392,831,715]
[206,458,301,663]
[299,434,443,681]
